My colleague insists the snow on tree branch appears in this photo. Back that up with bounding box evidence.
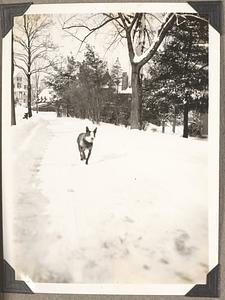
[133,13,176,66]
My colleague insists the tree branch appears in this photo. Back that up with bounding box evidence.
[103,13,125,29]
[14,63,28,76]
[103,31,123,58]
[118,13,129,30]
[136,13,176,67]
[178,13,208,24]
[117,13,136,62]
[14,36,29,52]
[14,56,28,66]
[31,63,52,74]
[62,15,121,55]
[29,21,52,41]
[14,52,28,59]
[31,49,50,64]
[129,13,141,34]
[62,15,119,32]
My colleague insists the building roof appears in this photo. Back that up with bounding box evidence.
[14,71,26,79]
[38,88,55,102]
[119,87,132,94]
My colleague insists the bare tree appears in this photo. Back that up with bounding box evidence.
[32,64,41,113]
[14,15,55,117]
[61,13,207,129]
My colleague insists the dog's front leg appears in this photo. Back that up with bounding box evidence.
[86,149,92,165]
[81,150,86,161]
[79,146,86,161]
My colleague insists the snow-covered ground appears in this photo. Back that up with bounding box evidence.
[4,110,208,285]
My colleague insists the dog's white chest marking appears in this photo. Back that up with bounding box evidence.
[85,132,95,144]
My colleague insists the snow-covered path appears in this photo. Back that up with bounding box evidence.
[7,113,208,284]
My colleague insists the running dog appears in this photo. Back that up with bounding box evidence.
[77,126,97,165]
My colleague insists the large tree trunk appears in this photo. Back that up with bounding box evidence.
[172,105,176,133]
[36,102,39,114]
[130,64,142,129]
[27,36,32,118]
[183,99,189,138]
[96,97,100,124]
[27,74,32,118]
[182,30,192,138]
[11,30,16,125]
[162,119,165,133]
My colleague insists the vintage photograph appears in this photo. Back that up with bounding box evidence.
[1,2,219,294]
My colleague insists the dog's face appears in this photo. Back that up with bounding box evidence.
[85,126,97,143]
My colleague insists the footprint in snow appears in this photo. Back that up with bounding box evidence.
[143,264,151,271]
[174,231,195,256]
[124,216,134,223]
[160,258,170,265]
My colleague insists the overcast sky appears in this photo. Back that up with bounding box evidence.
[50,15,131,73]
[14,13,164,80]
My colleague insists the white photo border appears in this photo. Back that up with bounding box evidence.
[1,2,220,295]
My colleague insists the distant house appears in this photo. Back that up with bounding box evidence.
[14,72,27,105]
[38,88,54,103]
[33,88,56,112]
[113,85,131,126]
[119,86,132,95]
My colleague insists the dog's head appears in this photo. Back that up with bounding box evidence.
[85,126,97,143]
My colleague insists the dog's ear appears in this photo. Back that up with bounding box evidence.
[94,127,97,135]
[86,126,90,133]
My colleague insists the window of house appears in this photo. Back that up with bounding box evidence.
[17,83,22,88]
[24,85,27,89]
[17,77,22,82]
